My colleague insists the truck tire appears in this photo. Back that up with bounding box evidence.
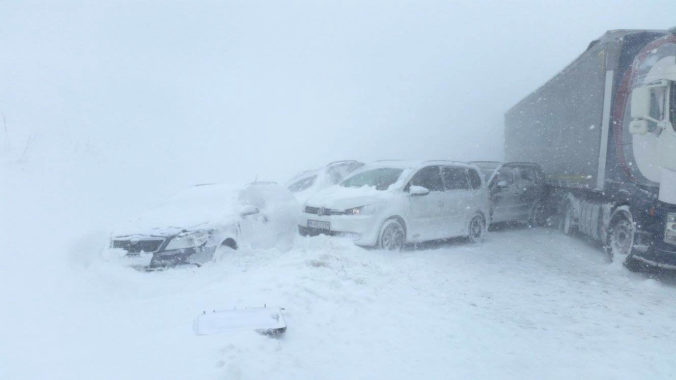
[606,206,635,265]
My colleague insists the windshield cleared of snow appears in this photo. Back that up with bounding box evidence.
[340,168,404,191]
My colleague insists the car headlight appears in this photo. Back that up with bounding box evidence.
[344,204,377,216]
[165,230,211,250]
[666,213,676,244]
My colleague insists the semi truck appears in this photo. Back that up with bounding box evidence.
[505,27,676,269]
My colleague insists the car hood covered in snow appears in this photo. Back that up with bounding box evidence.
[112,184,241,237]
[304,185,398,210]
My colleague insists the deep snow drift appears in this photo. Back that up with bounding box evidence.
[3,158,676,380]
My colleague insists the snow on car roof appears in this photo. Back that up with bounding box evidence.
[367,159,477,169]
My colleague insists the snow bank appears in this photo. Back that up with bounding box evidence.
[4,156,676,380]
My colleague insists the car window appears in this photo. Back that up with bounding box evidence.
[442,166,469,190]
[467,168,482,189]
[518,167,536,183]
[288,175,317,192]
[471,162,500,182]
[341,168,404,191]
[408,166,444,191]
[494,167,515,186]
[326,162,365,184]
[326,166,346,184]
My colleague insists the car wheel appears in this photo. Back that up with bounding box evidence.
[213,238,237,261]
[378,219,405,251]
[468,214,485,243]
[527,200,546,228]
[605,207,635,265]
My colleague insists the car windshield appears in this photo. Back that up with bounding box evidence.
[341,168,404,191]
[288,175,317,192]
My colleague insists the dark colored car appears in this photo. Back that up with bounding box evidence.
[470,161,547,226]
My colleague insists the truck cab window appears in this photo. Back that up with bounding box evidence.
[650,85,667,122]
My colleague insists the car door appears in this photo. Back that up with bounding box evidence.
[441,166,473,237]
[489,166,520,223]
[466,167,488,224]
[406,166,446,242]
[514,166,539,220]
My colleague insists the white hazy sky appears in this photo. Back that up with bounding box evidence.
[1,0,675,187]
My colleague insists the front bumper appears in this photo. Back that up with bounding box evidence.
[631,202,676,269]
[111,236,167,255]
[149,245,217,268]
[632,240,676,269]
[299,213,381,246]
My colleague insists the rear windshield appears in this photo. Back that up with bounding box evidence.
[341,168,404,191]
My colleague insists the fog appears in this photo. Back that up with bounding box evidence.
[1,0,674,190]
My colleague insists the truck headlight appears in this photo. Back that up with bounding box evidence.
[165,230,211,250]
[665,213,676,245]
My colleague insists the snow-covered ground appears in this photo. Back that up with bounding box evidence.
[3,159,676,380]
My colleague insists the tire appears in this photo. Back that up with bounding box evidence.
[213,238,237,260]
[468,214,486,243]
[560,201,576,235]
[527,200,546,228]
[378,219,406,251]
[606,207,635,264]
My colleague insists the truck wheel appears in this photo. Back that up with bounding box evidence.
[378,219,405,251]
[468,214,486,243]
[560,202,576,235]
[606,207,635,264]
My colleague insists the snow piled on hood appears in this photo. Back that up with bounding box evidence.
[112,184,241,236]
[305,184,396,209]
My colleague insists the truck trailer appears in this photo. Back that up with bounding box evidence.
[505,27,676,269]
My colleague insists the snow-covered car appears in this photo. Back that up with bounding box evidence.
[470,161,547,226]
[110,182,300,268]
[287,160,364,203]
[299,161,490,250]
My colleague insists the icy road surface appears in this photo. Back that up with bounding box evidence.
[3,228,676,379]
[2,164,676,380]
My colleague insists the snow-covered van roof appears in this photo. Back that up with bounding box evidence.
[368,159,478,169]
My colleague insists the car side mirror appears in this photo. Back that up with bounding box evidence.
[240,205,260,217]
[409,185,430,196]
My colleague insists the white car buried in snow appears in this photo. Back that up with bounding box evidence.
[287,160,364,203]
[299,161,490,250]
[110,182,300,268]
